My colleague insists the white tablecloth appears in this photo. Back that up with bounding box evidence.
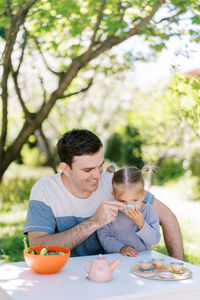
[0,250,200,300]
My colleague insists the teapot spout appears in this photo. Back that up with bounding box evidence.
[110,259,120,271]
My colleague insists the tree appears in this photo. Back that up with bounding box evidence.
[124,77,195,168]
[105,132,123,165]
[0,0,200,181]
[105,125,144,168]
[164,71,200,137]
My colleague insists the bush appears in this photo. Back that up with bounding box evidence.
[153,158,185,186]
[105,125,144,168]
[0,178,35,212]
[187,177,200,201]
[189,149,200,177]
[105,133,123,166]
[0,232,25,262]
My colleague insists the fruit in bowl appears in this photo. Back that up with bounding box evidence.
[23,244,71,274]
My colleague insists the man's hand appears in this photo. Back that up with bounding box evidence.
[120,246,138,257]
[92,200,126,227]
[122,208,145,229]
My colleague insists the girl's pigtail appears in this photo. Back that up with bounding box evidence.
[141,165,155,175]
[106,165,115,173]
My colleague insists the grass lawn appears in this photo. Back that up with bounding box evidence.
[153,220,200,266]
[0,210,27,262]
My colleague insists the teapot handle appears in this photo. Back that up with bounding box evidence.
[83,260,92,275]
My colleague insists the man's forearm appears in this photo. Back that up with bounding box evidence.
[28,216,100,250]
[161,215,184,260]
[153,198,184,260]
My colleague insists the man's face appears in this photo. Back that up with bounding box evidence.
[64,148,104,197]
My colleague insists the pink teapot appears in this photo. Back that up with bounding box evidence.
[83,254,120,282]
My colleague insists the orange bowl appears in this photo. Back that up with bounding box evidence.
[23,246,71,274]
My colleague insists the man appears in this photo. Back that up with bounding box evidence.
[24,129,184,259]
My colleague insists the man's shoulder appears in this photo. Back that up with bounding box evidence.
[32,173,60,191]
[100,171,113,185]
[97,171,113,197]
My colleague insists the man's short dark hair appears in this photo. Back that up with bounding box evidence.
[57,129,103,167]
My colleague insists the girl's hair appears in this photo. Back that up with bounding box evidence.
[108,165,153,189]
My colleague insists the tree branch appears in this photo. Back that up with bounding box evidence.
[39,126,57,173]
[16,26,27,75]
[118,1,126,23]
[0,0,37,160]
[11,65,31,118]
[157,8,184,23]
[43,1,165,117]
[59,78,93,99]
[39,75,47,105]
[1,0,166,179]
[31,61,47,107]
[6,0,13,18]
[127,0,166,36]
[90,0,107,48]
[45,0,159,104]
[32,35,61,76]
[89,0,165,61]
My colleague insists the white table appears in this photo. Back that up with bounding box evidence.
[0,250,200,300]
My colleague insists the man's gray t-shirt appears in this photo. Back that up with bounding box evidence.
[24,172,114,256]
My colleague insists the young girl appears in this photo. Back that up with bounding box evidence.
[97,166,161,257]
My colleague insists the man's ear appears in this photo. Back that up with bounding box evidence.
[59,162,71,176]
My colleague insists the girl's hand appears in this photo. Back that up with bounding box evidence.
[120,246,138,257]
[122,207,145,229]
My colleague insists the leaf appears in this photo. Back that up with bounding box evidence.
[0,16,10,28]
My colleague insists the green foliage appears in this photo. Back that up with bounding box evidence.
[105,125,144,168]
[183,149,200,200]
[188,148,200,177]
[2,0,200,76]
[153,225,200,266]
[0,26,5,39]
[153,158,185,185]
[0,178,35,212]
[1,0,200,182]
[164,72,200,137]
[105,133,122,165]
[20,144,46,166]
[166,172,200,202]
[121,126,144,168]
[187,178,200,202]
[0,231,25,263]
[149,42,166,52]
